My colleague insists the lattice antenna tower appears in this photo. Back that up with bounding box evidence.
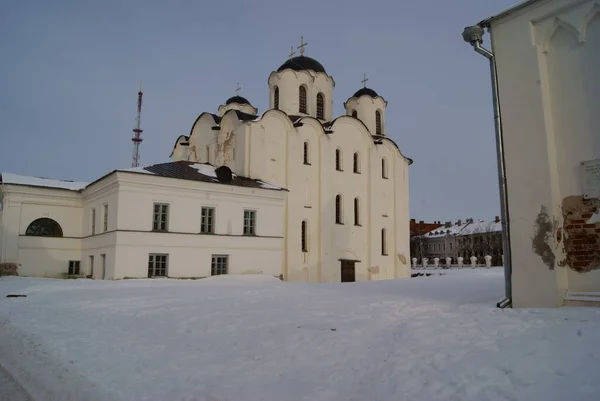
[131,81,144,167]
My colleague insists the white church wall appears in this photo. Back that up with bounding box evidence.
[0,185,84,277]
[488,0,600,307]
[188,113,219,164]
[171,135,190,161]
[286,121,322,282]
[217,103,257,116]
[344,96,387,136]
[246,112,290,185]
[268,70,334,121]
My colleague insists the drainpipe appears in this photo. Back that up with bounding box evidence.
[462,25,512,309]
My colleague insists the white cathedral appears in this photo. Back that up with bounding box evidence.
[0,41,412,282]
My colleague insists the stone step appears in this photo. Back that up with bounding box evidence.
[564,291,600,307]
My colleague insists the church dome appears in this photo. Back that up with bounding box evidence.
[225,95,251,105]
[277,56,327,74]
[352,87,379,98]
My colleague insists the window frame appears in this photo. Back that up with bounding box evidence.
[243,209,257,236]
[152,203,169,232]
[68,260,81,275]
[301,220,309,252]
[211,254,229,276]
[335,148,343,171]
[148,253,168,278]
[200,206,215,234]
[316,92,325,120]
[299,86,307,114]
[353,152,360,174]
[335,194,343,225]
[25,218,63,237]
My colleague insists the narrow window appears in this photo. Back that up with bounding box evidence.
[148,253,168,277]
[301,220,308,252]
[152,203,169,232]
[274,86,280,109]
[25,218,63,237]
[353,152,360,173]
[316,93,324,120]
[89,255,94,277]
[299,86,307,114]
[205,145,210,163]
[303,141,310,165]
[335,195,343,224]
[68,261,81,275]
[354,198,360,226]
[381,228,388,255]
[335,148,343,171]
[201,207,215,233]
[91,208,96,235]
[243,210,256,235]
[102,204,108,232]
[382,158,388,179]
[351,110,357,118]
[375,110,382,135]
[211,255,229,275]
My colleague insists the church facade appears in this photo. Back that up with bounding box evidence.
[170,48,413,282]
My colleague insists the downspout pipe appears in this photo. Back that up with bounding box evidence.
[462,25,513,309]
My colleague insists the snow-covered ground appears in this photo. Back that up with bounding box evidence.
[1,269,599,401]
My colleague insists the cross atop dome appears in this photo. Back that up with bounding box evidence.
[297,36,308,56]
[361,73,369,88]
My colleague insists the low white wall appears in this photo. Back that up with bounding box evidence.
[113,231,283,279]
[17,237,82,277]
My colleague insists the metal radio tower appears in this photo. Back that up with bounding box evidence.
[131,81,144,167]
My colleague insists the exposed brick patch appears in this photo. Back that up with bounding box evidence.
[0,263,19,276]
[560,196,600,273]
[531,205,556,269]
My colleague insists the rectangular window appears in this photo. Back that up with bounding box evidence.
[89,255,94,276]
[153,203,169,232]
[91,208,96,235]
[205,146,210,163]
[68,260,80,275]
[381,228,388,255]
[201,207,215,233]
[211,255,229,276]
[243,210,256,235]
[102,203,108,232]
[148,254,168,277]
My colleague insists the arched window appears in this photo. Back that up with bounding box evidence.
[375,110,382,135]
[274,86,279,109]
[335,148,343,171]
[25,218,63,237]
[299,86,307,114]
[351,110,357,118]
[335,195,343,224]
[382,158,388,178]
[301,220,309,252]
[316,93,325,120]
[354,198,360,226]
[353,152,360,173]
[381,228,388,255]
[303,141,310,165]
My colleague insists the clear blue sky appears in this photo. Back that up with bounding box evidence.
[0,0,519,222]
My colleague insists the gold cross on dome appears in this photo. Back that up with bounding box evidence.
[361,73,369,88]
[297,35,308,56]
[235,82,241,96]
[288,46,296,60]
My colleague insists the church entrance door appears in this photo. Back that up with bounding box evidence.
[340,260,356,283]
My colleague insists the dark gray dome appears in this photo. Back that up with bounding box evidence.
[277,56,327,74]
[352,87,379,98]
[225,96,250,105]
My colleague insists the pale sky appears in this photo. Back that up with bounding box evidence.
[0,0,519,222]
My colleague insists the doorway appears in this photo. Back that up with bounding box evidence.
[340,260,356,283]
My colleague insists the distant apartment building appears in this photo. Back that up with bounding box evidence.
[415,217,503,266]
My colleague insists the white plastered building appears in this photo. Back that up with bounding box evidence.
[171,53,413,282]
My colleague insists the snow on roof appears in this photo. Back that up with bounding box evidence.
[425,220,501,238]
[116,166,156,175]
[0,172,88,191]
[190,164,221,179]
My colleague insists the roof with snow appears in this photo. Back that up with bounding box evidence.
[0,172,88,192]
[2,162,286,193]
[425,220,502,238]
[112,161,287,192]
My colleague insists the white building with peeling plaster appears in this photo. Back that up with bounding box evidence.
[465,0,600,307]
[170,53,412,283]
